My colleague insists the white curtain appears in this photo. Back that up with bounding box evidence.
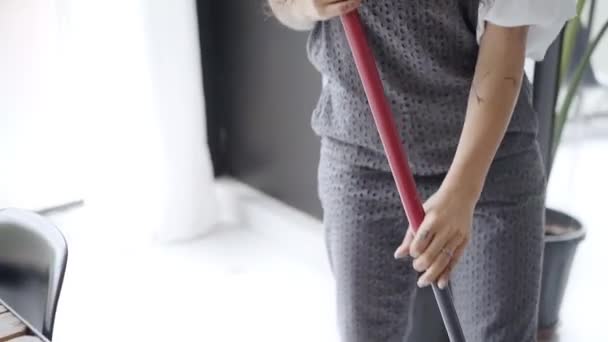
[140,0,219,241]
[1,0,219,241]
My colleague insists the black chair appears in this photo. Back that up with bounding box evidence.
[0,208,68,340]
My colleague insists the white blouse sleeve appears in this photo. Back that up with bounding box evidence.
[477,0,577,60]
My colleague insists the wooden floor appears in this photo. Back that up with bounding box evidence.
[0,304,43,342]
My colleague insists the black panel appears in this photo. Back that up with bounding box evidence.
[197,0,230,176]
[533,30,564,177]
[198,1,323,217]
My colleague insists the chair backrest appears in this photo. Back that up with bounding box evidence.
[0,208,68,340]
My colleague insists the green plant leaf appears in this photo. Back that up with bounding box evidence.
[553,19,608,158]
[577,0,587,16]
[560,0,587,84]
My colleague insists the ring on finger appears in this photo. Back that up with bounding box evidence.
[440,247,453,259]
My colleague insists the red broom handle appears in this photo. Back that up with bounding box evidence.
[340,11,425,232]
[339,12,467,342]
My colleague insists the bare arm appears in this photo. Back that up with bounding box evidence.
[267,0,361,31]
[442,23,529,201]
[396,23,530,289]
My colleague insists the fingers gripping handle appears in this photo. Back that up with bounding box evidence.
[339,11,467,342]
[339,11,425,232]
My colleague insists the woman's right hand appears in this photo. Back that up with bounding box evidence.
[297,0,362,21]
[269,0,361,31]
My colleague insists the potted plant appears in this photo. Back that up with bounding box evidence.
[538,0,608,335]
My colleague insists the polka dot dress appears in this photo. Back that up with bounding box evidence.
[308,1,547,341]
[319,138,546,341]
[307,0,539,175]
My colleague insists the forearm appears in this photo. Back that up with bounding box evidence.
[442,23,529,202]
[268,0,315,31]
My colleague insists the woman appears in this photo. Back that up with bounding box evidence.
[267,1,574,341]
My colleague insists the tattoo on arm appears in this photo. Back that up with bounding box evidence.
[270,0,292,6]
[503,77,517,87]
[472,73,519,105]
[418,229,430,241]
[472,71,490,104]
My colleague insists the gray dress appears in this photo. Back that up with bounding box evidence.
[307,1,546,341]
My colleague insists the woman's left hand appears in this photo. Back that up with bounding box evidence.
[393,186,476,289]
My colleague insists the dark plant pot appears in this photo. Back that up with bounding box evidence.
[538,208,586,331]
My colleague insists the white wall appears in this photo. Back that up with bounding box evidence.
[0,0,83,210]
